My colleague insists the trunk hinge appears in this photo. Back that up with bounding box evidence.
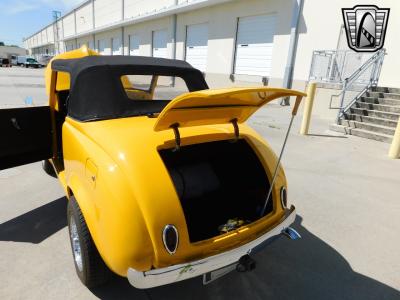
[170,123,181,151]
[231,118,239,142]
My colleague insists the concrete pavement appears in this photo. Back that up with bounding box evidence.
[0,66,399,299]
[0,67,47,108]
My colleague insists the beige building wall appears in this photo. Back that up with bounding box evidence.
[46,26,54,43]
[57,19,64,40]
[76,2,94,33]
[294,0,400,89]
[63,13,76,38]
[124,17,173,57]
[24,0,400,90]
[174,0,294,88]
[64,40,76,51]
[93,28,123,54]
[95,0,122,28]
[124,0,175,19]
[0,46,27,58]
[77,36,92,48]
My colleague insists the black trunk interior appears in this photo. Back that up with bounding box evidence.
[159,139,272,243]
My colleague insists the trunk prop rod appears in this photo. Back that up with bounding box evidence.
[260,95,303,217]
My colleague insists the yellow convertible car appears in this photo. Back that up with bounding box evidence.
[0,48,306,289]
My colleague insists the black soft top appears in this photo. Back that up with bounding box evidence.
[51,56,208,121]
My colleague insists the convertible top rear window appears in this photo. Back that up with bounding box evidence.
[121,75,190,101]
[51,56,208,121]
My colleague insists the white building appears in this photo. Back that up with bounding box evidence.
[23,0,400,89]
[0,46,27,59]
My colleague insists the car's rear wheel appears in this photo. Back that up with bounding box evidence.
[68,196,112,288]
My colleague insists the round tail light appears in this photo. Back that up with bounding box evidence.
[162,225,179,255]
[280,187,288,208]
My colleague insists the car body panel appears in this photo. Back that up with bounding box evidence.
[61,113,288,275]
[0,47,305,282]
[154,87,307,131]
[0,106,52,170]
[44,46,99,96]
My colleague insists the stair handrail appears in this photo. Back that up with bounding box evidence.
[335,49,386,123]
[345,49,384,85]
[329,50,383,109]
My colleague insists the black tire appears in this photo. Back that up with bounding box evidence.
[67,196,112,288]
[42,160,57,178]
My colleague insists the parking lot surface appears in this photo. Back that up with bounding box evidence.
[0,67,399,299]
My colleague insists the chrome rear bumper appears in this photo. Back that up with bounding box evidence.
[128,205,297,289]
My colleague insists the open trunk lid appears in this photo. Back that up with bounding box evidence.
[154,87,306,131]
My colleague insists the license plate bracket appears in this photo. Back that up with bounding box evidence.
[202,263,237,285]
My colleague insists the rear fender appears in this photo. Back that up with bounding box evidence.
[66,166,154,276]
[67,173,98,238]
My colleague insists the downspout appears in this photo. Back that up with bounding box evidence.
[92,0,96,51]
[171,0,178,86]
[281,0,304,105]
[92,0,95,30]
[121,27,125,55]
[74,9,78,49]
[62,17,65,52]
[121,0,125,55]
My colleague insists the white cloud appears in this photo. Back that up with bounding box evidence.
[42,0,85,10]
[6,1,38,14]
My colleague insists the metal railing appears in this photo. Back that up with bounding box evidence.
[334,49,386,123]
[309,50,373,83]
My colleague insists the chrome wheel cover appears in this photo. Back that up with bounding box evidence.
[69,216,83,272]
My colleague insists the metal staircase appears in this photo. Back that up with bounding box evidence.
[325,49,400,143]
[331,86,400,143]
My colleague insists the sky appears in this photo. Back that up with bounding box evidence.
[0,0,83,46]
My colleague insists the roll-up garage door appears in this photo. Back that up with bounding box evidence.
[234,14,276,76]
[112,37,121,55]
[152,30,168,58]
[129,35,140,56]
[98,39,108,55]
[186,23,208,72]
